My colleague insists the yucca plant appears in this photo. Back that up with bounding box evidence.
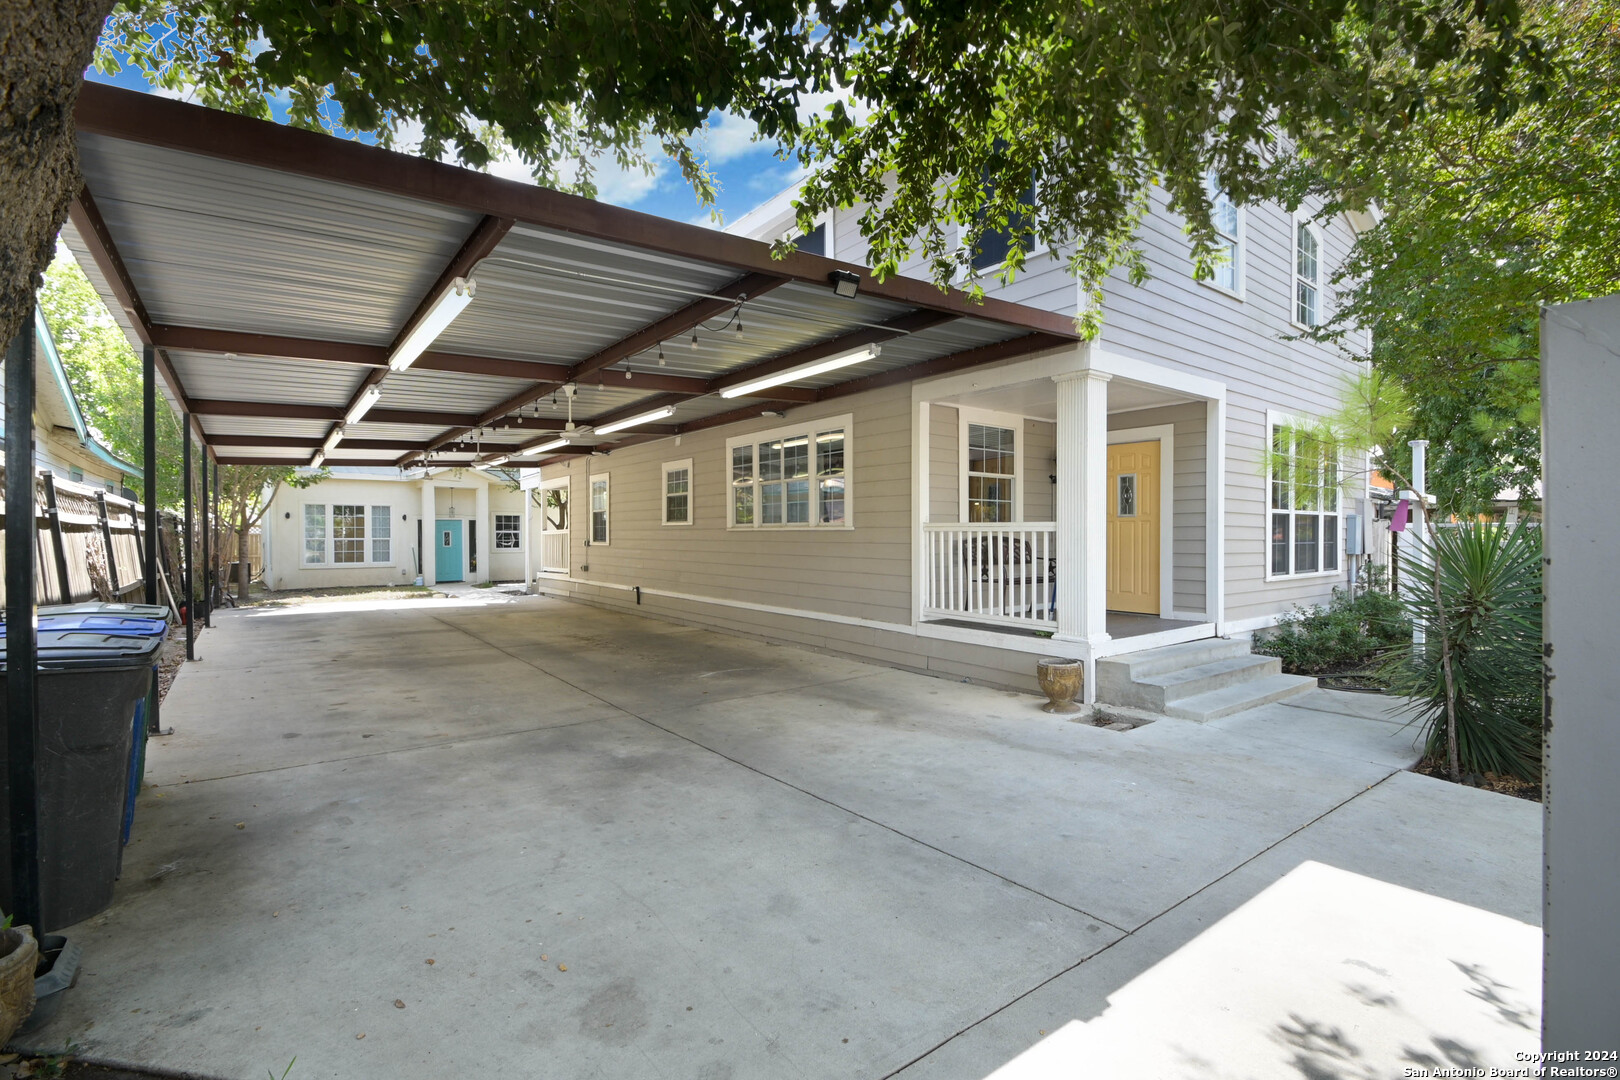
[1380,522,1544,781]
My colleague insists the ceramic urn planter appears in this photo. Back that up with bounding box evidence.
[1035,657,1084,714]
[0,925,38,1045]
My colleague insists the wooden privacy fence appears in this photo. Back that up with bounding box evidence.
[0,467,184,608]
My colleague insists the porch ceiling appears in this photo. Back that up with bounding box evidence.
[929,374,1198,421]
[64,84,1081,471]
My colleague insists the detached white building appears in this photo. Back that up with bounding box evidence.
[263,466,532,590]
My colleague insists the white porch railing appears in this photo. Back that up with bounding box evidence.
[922,522,1058,628]
[540,531,569,573]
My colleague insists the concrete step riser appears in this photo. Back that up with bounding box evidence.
[1164,675,1316,722]
[1159,656,1284,705]
[1102,636,1253,681]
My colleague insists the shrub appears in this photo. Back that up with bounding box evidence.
[1379,523,1543,782]
[1255,567,1411,675]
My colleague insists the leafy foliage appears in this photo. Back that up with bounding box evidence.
[1380,523,1543,781]
[1256,566,1411,675]
[94,2,1547,312]
[1288,0,1620,514]
[37,246,183,504]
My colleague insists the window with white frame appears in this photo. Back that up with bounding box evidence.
[1295,220,1321,327]
[589,475,609,544]
[1204,170,1243,294]
[495,513,521,549]
[303,502,393,566]
[662,459,693,525]
[966,422,1017,522]
[1268,419,1340,578]
[727,415,850,528]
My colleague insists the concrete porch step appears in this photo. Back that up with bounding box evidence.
[1135,654,1286,707]
[1163,672,1317,722]
[1098,635,1254,682]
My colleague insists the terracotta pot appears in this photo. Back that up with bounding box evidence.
[0,926,39,1045]
[1035,657,1084,714]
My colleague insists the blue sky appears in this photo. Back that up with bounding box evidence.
[83,65,811,229]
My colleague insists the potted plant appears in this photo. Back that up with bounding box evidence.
[0,919,39,1045]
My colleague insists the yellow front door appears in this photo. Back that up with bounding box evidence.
[1107,440,1160,614]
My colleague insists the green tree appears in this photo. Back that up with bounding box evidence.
[1288,0,1617,515]
[1,1,1549,360]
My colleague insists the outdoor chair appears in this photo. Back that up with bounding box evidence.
[960,535,1057,619]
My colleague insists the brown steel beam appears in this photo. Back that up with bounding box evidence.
[67,187,210,448]
[150,326,387,367]
[393,215,513,356]
[818,332,1071,401]
[672,400,804,436]
[215,457,412,467]
[188,399,342,421]
[75,83,1082,342]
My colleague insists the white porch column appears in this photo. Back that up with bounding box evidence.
[420,481,436,586]
[522,485,534,592]
[474,481,490,583]
[1053,369,1111,647]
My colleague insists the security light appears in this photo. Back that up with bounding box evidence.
[719,344,881,399]
[388,277,475,372]
[828,270,860,298]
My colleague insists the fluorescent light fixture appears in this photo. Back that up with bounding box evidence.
[322,427,345,455]
[720,344,881,399]
[486,455,509,467]
[310,450,326,468]
[345,385,382,425]
[593,405,676,436]
[520,437,570,456]
[388,277,476,372]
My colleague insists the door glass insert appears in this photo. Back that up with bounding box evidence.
[1117,474,1137,517]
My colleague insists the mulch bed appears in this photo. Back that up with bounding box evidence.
[154,625,190,702]
[1413,756,1542,802]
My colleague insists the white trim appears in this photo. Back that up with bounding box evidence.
[1107,423,1176,618]
[1291,214,1323,330]
[910,342,1227,414]
[724,412,854,530]
[588,472,610,547]
[1091,621,1217,658]
[957,406,1025,523]
[1220,612,1283,636]
[660,457,695,526]
[1207,397,1227,633]
[912,401,930,629]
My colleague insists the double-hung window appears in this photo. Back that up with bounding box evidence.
[662,459,693,525]
[727,415,851,529]
[1204,170,1243,295]
[966,422,1016,523]
[303,503,392,566]
[495,513,521,550]
[1295,220,1322,327]
[589,475,610,545]
[1268,418,1340,578]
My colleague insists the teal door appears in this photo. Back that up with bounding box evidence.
[435,520,464,582]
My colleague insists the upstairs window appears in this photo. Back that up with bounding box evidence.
[1204,171,1243,294]
[1295,221,1321,327]
[971,162,1038,272]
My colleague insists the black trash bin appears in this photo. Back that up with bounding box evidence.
[0,624,163,931]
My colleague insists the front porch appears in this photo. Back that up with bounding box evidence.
[912,345,1229,697]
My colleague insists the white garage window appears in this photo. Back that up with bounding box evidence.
[303,503,393,566]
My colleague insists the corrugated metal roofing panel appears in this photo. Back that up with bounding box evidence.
[199,417,331,440]
[77,133,480,344]
[169,351,364,407]
[370,368,520,415]
[343,421,454,444]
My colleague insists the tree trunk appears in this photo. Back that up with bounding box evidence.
[235,504,249,602]
[0,1,116,349]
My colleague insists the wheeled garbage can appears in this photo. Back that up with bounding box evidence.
[0,623,164,931]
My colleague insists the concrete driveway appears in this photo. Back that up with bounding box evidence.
[18,593,1542,1078]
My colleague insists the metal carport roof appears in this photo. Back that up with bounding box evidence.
[62,83,1079,470]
